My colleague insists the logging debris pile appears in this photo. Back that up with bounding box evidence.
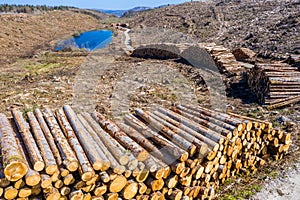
[0,104,291,200]
[247,62,300,110]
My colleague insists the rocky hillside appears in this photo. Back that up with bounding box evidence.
[129,0,300,58]
[0,10,108,66]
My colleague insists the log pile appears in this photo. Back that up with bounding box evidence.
[0,104,291,199]
[247,62,300,109]
[198,43,242,74]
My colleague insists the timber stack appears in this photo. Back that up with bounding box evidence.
[199,43,242,74]
[0,104,291,200]
[247,62,300,110]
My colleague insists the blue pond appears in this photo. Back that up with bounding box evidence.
[55,30,113,51]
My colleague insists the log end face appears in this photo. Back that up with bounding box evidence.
[4,161,28,182]
[180,152,189,162]
[109,175,127,193]
[34,161,45,172]
[123,182,138,199]
[45,165,58,175]
[137,151,149,162]
[26,173,41,186]
[81,171,94,182]
[119,156,130,166]
[67,161,79,172]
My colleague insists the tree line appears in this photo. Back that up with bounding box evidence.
[0,4,75,13]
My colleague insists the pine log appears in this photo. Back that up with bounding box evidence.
[157,107,227,144]
[149,111,209,155]
[62,106,111,171]
[34,109,66,175]
[145,177,164,191]
[121,180,138,199]
[82,113,128,173]
[88,112,130,165]
[69,190,83,200]
[168,188,183,200]
[56,109,95,180]
[18,187,31,198]
[27,112,58,175]
[60,186,71,196]
[117,122,166,159]
[4,186,18,200]
[135,109,197,155]
[10,119,42,187]
[104,193,119,200]
[94,111,149,162]
[11,108,45,172]
[109,175,127,193]
[0,114,28,181]
[267,96,300,110]
[180,104,245,131]
[41,174,52,189]
[124,114,189,162]
[153,111,219,151]
[63,174,75,186]
[94,184,107,197]
[42,108,79,172]
[138,182,148,194]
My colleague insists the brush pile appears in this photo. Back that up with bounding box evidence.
[247,62,300,109]
[0,104,291,200]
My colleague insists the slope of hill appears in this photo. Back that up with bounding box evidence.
[99,6,151,17]
[128,0,300,58]
[0,10,108,66]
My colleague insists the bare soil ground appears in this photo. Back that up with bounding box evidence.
[0,10,107,66]
[129,0,300,58]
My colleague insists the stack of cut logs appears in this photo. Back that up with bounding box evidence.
[198,43,242,74]
[247,62,300,109]
[0,104,291,200]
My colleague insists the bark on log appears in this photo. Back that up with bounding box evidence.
[124,114,189,162]
[11,108,45,172]
[153,111,219,152]
[89,112,130,166]
[135,109,197,155]
[34,108,65,174]
[62,106,111,171]
[149,111,210,156]
[82,113,128,174]
[27,112,58,175]
[157,107,227,144]
[56,109,95,180]
[0,114,28,181]
[42,108,79,172]
[94,111,149,162]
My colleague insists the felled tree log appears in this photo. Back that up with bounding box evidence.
[43,107,79,172]
[27,112,58,175]
[56,108,95,181]
[124,114,189,162]
[90,112,130,165]
[152,111,219,152]
[80,113,127,174]
[135,109,197,156]
[34,108,68,176]
[0,114,28,181]
[63,106,111,171]
[94,112,149,162]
